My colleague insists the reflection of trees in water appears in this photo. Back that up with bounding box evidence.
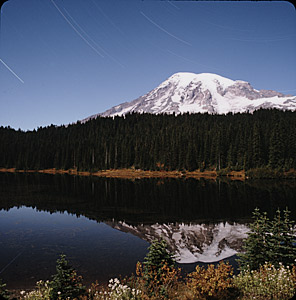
[0,173,295,224]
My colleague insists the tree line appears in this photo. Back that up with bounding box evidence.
[0,109,296,172]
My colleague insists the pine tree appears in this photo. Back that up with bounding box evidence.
[267,208,296,267]
[1,110,296,172]
[143,239,175,286]
[252,123,262,167]
[268,124,284,169]
[238,208,296,271]
[238,208,270,270]
[49,254,85,300]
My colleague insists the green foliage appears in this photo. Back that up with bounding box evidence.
[11,253,296,300]
[268,122,285,169]
[143,239,175,282]
[49,254,85,300]
[238,208,270,270]
[238,208,296,271]
[1,109,296,173]
[233,262,295,300]
[135,239,179,298]
[267,208,296,268]
[0,279,10,300]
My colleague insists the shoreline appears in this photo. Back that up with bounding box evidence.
[0,167,246,180]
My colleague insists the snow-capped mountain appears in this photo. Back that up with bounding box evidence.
[84,72,296,120]
[105,221,249,263]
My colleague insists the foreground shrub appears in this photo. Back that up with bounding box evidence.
[233,262,295,300]
[10,240,296,300]
[134,261,180,299]
[185,261,237,300]
[142,239,176,284]
[49,254,86,300]
[132,239,181,298]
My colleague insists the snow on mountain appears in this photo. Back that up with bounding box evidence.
[105,221,249,263]
[83,72,296,121]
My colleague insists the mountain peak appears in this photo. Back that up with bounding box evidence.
[82,72,296,121]
[165,72,235,88]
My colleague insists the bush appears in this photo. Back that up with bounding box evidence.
[135,261,180,299]
[233,262,295,300]
[185,261,237,300]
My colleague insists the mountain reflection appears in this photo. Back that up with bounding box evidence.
[106,221,249,263]
[1,173,296,288]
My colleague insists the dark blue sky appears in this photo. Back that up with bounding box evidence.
[1,0,296,130]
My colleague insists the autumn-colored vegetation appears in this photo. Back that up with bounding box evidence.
[4,258,294,300]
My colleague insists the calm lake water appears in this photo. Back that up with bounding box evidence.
[0,173,295,290]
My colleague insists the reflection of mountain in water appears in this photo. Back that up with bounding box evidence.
[1,173,296,290]
[0,172,295,263]
[106,221,249,263]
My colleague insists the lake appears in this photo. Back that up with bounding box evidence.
[0,172,295,290]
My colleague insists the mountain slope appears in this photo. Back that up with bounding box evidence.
[84,72,296,120]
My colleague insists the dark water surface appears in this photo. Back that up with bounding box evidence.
[0,173,295,290]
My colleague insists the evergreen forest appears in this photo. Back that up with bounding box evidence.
[1,109,296,172]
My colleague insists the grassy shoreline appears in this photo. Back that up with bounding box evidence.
[1,167,296,180]
[0,167,246,180]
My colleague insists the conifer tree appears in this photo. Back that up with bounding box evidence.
[1,110,296,172]
[238,207,296,271]
[238,208,270,270]
[268,124,284,169]
[267,208,296,267]
[252,123,262,167]
[143,239,175,287]
[49,254,85,300]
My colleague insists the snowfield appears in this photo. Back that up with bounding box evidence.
[106,221,249,264]
[83,72,296,122]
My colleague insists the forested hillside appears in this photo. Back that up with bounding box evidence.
[1,109,295,172]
